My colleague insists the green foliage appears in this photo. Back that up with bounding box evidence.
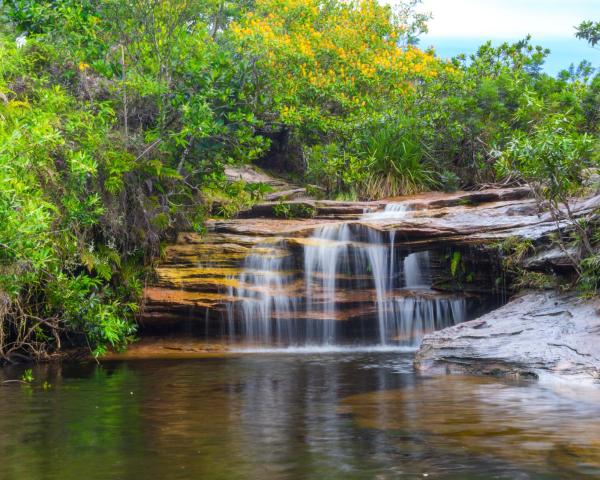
[0,0,599,360]
[0,34,143,359]
[495,114,594,197]
[438,170,460,192]
[358,118,438,198]
[513,271,558,291]
[494,112,598,293]
[21,369,34,383]
[303,34,598,198]
[496,237,535,267]
[305,117,438,199]
[204,180,271,218]
[273,202,317,219]
[450,252,462,277]
[579,253,600,294]
[576,20,600,48]
[0,0,280,360]
[306,144,367,198]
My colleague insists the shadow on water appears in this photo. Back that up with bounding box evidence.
[1,353,600,480]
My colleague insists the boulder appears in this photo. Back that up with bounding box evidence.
[415,291,600,384]
[522,246,577,271]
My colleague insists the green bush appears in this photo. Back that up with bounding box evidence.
[496,114,594,194]
[357,118,437,198]
[0,35,144,359]
[273,202,317,219]
[305,117,437,199]
[0,0,598,360]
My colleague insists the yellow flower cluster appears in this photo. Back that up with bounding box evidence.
[231,0,452,115]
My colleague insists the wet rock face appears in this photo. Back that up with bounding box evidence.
[143,186,600,352]
[415,292,600,384]
[142,224,505,343]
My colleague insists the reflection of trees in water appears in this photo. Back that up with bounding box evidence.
[3,358,598,479]
[0,363,144,479]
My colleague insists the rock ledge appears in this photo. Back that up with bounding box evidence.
[415,292,600,384]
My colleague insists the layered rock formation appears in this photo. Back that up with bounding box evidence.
[415,292,600,384]
[143,188,532,341]
[143,184,600,372]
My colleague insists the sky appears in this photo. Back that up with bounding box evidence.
[409,0,600,74]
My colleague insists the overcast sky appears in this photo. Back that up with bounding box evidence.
[417,0,598,38]
[408,0,600,73]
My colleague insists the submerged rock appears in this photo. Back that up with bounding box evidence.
[415,292,600,384]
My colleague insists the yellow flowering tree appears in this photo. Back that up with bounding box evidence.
[230,0,447,195]
[232,0,440,133]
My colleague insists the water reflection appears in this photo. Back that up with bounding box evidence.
[342,376,600,478]
[0,354,599,480]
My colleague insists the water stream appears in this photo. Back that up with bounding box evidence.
[226,210,472,348]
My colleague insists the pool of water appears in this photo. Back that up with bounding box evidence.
[1,352,600,480]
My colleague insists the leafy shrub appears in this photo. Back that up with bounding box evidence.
[273,202,316,219]
[495,114,599,293]
[495,114,594,197]
[357,119,438,198]
[0,35,143,359]
[438,170,461,192]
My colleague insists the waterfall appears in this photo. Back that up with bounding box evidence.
[363,202,410,220]
[227,242,300,345]
[227,219,468,348]
[303,224,352,345]
[403,251,431,288]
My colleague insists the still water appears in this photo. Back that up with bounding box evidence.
[1,352,599,480]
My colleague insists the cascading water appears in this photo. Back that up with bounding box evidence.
[362,202,410,220]
[404,251,431,288]
[303,224,352,345]
[226,209,469,348]
[226,242,300,345]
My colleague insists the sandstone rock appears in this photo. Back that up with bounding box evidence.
[264,188,307,201]
[415,292,600,384]
[143,188,600,342]
[239,187,532,220]
[209,188,600,245]
[223,165,291,188]
[522,246,577,271]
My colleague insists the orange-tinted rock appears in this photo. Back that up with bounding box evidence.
[142,188,600,333]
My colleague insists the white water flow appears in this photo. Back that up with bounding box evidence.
[303,224,352,345]
[227,242,300,345]
[362,202,410,220]
[227,216,467,348]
